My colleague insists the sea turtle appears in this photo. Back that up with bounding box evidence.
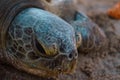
[0,0,78,78]
[0,0,108,80]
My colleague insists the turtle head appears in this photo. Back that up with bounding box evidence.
[5,8,78,77]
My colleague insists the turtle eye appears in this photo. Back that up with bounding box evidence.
[76,33,82,48]
[35,39,46,56]
[35,39,58,57]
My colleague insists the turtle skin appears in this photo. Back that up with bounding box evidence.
[2,8,78,78]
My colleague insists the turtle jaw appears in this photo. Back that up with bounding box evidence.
[8,52,77,78]
[37,54,78,76]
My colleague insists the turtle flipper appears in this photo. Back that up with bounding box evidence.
[71,12,108,53]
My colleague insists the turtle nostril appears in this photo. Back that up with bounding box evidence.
[74,52,78,59]
[67,51,78,60]
[68,53,74,60]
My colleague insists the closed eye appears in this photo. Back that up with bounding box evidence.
[35,39,46,55]
[34,38,58,57]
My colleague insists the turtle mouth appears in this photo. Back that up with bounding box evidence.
[10,53,77,77]
[57,56,77,74]
[4,48,77,79]
[41,55,77,74]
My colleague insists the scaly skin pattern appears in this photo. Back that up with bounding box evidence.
[4,8,78,78]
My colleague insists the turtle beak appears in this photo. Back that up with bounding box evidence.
[61,51,78,74]
[51,51,78,74]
